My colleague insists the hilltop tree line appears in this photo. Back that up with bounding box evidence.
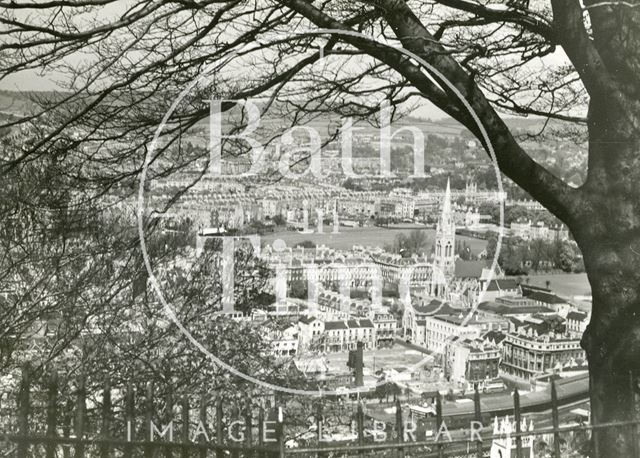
[478,203,562,228]
[485,233,584,276]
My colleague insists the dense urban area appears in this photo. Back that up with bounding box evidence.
[1,92,593,457]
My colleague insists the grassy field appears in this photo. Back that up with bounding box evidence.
[509,272,592,311]
[261,225,487,254]
[524,273,591,296]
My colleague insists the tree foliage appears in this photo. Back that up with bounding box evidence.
[2,0,640,452]
[386,229,430,257]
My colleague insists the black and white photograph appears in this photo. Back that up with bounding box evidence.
[0,0,638,456]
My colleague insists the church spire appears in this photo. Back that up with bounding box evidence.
[442,177,451,216]
[438,177,454,233]
[433,178,456,290]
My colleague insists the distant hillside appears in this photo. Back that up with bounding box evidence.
[0,89,576,136]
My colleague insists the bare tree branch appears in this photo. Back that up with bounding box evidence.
[281,0,580,221]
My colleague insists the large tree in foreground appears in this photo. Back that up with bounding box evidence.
[1,0,639,455]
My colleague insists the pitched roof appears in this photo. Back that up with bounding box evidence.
[526,290,567,305]
[486,279,519,291]
[298,316,317,325]
[347,319,374,328]
[509,317,524,327]
[433,314,469,325]
[521,284,551,294]
[413,299,460,315]
[567,311,588,321]
[482,330,507,345]
[325,321,348,330]
[325,320,375,330]
[478,301,554,316]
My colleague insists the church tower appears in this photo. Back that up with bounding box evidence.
[434,179,456,280]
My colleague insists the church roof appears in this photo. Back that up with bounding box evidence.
[413,299,458,315]
[486,279,519,291]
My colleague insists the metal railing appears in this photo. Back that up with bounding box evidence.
[0,366,635,458]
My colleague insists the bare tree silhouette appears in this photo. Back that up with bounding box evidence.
[1,0,639,453]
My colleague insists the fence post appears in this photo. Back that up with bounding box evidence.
[123,383,134,458]
[74,374,86,458]
[216,395,224,458]
[244,397,253,457]
[145,382,154,458]
[181,396,189,458]
[165,388,174,458]
[436,392,443,458]
[629,371,639,458]
[356,401,364,458]
[199,393,208,458]
[551,378,561,458]
[63,399,73,458]
[513,388,523,458]
[100,379,111,458]
[46,371,59,458]
[276,406,285,458]
[164,368,174,458]
[315,402,322,447]
[231,401,240,458]
[258,407,265,458]
[17,363,30,458]
[473,386,482,458]
[395,398,404,458]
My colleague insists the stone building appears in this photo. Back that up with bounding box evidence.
[445,336,501,391]
[501,330,586,380]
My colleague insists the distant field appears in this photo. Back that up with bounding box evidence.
[524,273,591,297]
[260,225,487,254]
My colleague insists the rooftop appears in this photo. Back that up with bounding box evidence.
[478,301,554,316]
[431,313,495,326]
[413,299,460,316]
[324,319,374,330]
[298,316,317,325]
[507,331,581,344]
[450,335,500,353]
[482,330,507,345]
[567,311,589,321]
[485,279,520,292]
[526,290,568,305]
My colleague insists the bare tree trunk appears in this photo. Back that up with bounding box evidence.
[581,257,640,458]
[574,99,640,457]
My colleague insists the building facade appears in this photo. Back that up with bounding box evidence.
[501,331,586,380]
[445,336,501,390]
